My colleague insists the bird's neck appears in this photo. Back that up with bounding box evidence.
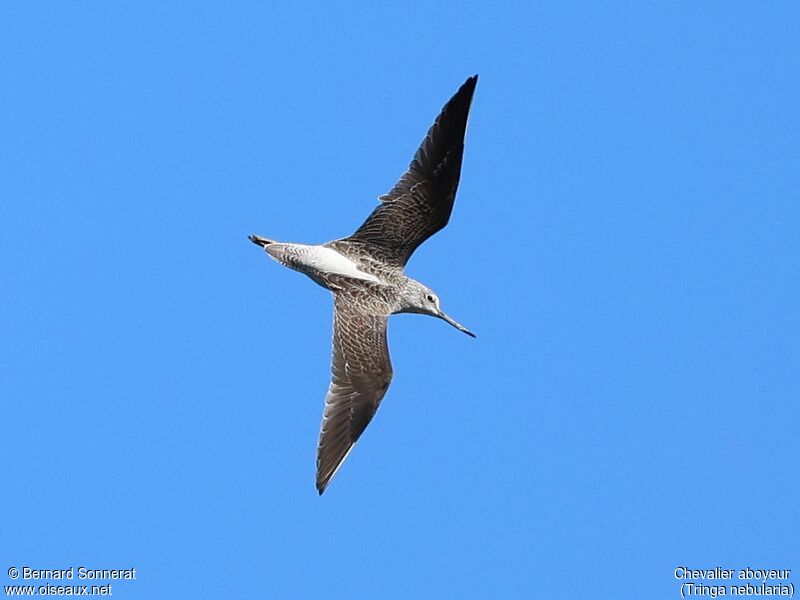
[393,278,424,315]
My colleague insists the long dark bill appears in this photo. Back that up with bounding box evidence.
[439,311,476,338]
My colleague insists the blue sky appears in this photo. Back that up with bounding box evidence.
[2,2,798,598]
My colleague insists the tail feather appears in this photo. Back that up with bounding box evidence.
[249,234,276,248]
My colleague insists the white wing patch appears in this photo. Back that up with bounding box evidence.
[306,246,380,283]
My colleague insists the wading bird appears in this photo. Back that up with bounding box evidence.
[250,75,478,493]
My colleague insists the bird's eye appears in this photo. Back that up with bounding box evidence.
[426,294,436,303]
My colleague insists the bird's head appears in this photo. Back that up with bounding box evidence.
[398,280,475,338]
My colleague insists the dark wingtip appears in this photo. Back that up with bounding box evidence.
[457,75,478,100]
[461,75,478,94]
[438,76,477,133]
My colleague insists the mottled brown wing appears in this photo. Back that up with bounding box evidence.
[316,293,393,494]
[345,75,478,266]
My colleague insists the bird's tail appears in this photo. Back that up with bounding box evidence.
[249,234,276,248]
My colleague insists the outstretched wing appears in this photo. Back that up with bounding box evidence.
[316,293,393,494]
[345,75,478,266]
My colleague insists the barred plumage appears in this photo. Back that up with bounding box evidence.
[249,76,478,494]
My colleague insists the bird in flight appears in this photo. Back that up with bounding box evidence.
[250,75,478,494]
